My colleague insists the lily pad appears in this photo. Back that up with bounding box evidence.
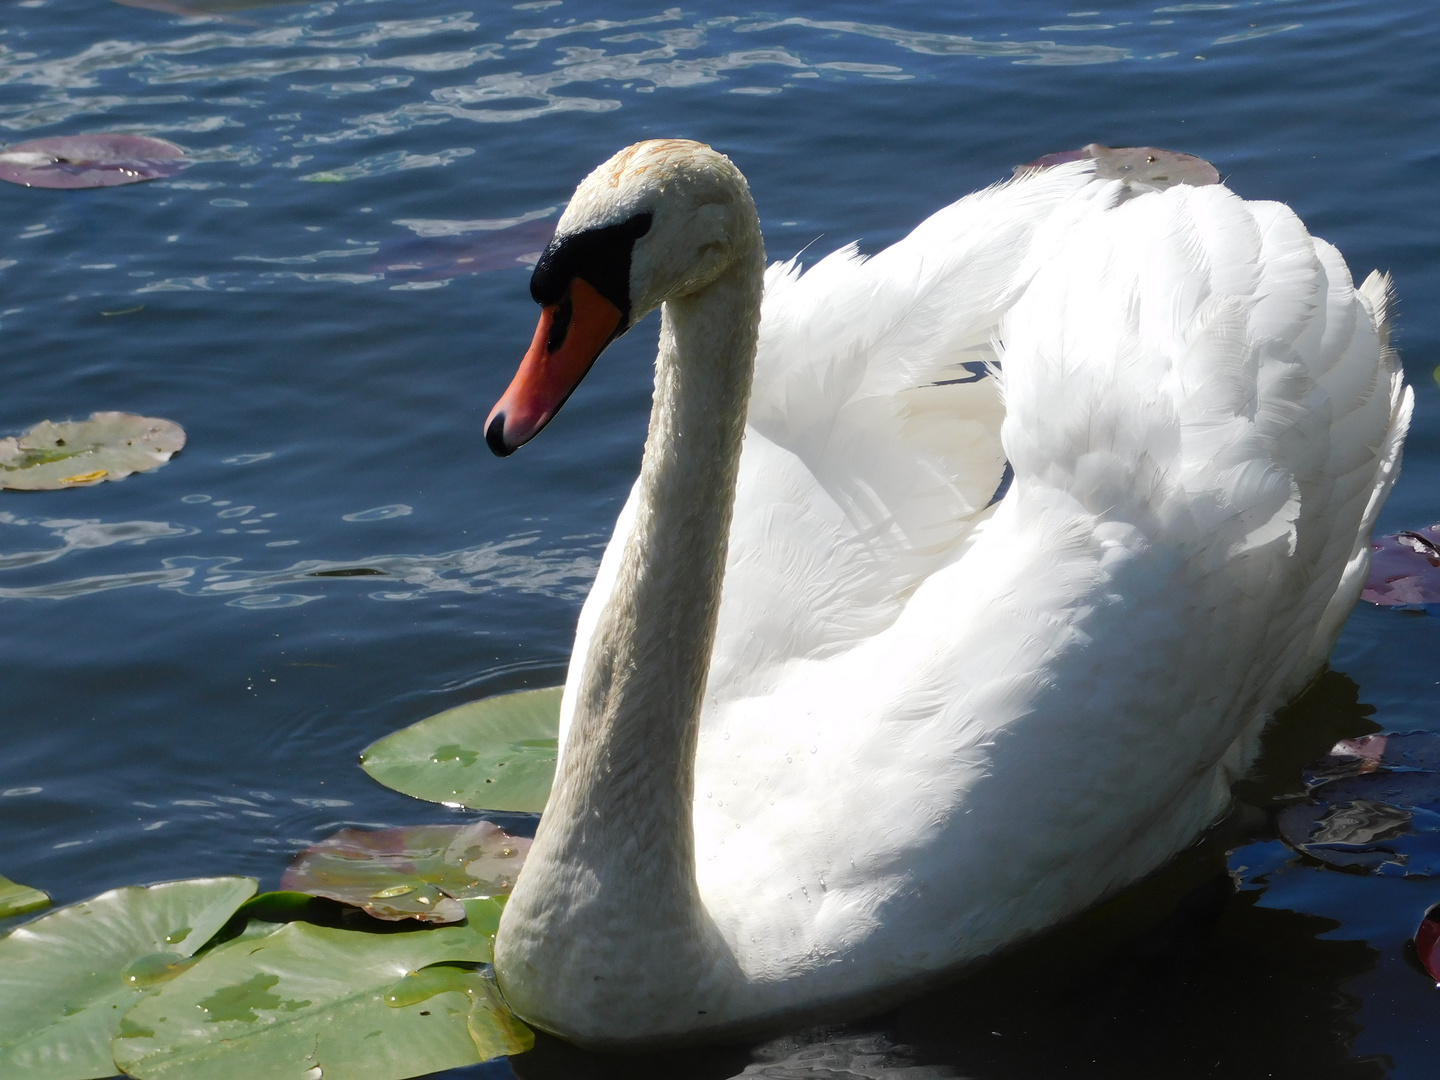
[1279,732,1440,876]
[0,136,188,190]
[281,822,530,924]
[1019,143,1219,197]
[360,687,561,813]
[370,218,556,282]
[1362,526,1440,609]
[0,412,186,491]
[0,876,256,1080]
[112,903,529,1080]
[0,875,51,921]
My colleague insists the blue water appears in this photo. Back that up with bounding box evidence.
[2,0,1438,1075]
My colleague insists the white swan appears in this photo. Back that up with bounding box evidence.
[482,140,1411,1047]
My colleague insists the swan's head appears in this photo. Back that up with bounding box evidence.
[486,139,757,456]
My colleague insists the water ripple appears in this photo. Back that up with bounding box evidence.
[0,512,195,571]
[0,4,1144,143]
[0,515,598,604]
[736,16,1131,66]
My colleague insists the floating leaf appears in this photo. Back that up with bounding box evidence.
[1280,732,1440,876]
[112,903,527,1080]
[1362,526,1440,608]
[1416,904,1440,984]
[0,875,50,921]
[0,412,186,491]
[0,135,188,190]
[360,687,561,812]
[0,877,256,1080]
[1018,143,1219,197]
[369,218,556,282]
[282,822,530,923]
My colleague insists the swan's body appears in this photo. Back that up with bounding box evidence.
[486,140,1411,1046]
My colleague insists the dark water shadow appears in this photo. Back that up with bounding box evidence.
[493,671,1388,1080]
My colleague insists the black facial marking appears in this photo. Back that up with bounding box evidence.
[546,290,573,353]
[530,210,653,325]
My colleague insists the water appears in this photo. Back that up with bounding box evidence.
[1,0,1437,1075]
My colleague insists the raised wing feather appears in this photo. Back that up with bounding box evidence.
[692,177,1408,982]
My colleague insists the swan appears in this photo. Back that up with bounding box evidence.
[481,139,1411,1047]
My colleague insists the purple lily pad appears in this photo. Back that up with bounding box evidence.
[1363,526,1440,609]
[371,218,556,282]
[1018,143,1219,196]
[281,821,531,924]
[1279,731,1440,877]
[0,135,189,190]
[1417,905,1440,984]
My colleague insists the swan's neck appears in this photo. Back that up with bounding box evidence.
[496,246,764,1040]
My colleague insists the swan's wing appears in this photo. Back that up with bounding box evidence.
[706,162,1115,701]
[697,180,1409,981]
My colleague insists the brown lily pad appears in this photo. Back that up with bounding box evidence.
[1362,526,1440,609]
[0,135,189,190]
[281,821,530,924]
[1019,143,1219,196]
[0,412,186,490]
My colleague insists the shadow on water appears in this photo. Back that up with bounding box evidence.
[498,671,1388,1080]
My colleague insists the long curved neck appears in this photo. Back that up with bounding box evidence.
[496,239,765,1042]
[566,262,762,856]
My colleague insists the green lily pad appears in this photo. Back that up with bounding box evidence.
[281,822,530,924]
[113,900,528,1080]
[0,875,51,920]
[0,413,185,491]
[0,877,256,1080]
[360,687,562,813]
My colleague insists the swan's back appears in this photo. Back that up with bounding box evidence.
[560,160,1409,1005]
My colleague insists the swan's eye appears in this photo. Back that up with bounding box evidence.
[547,291,574,353]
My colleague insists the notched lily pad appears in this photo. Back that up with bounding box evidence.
[282,822,530,924]
[1019,143,1219,197]
[0,135,189,190]
[0,412,186,490]
[112,911,526,1080]
[0,874,51,921]
[360,686,562,812]
[1280,732,1440,876]
[1362,526,1440,609]
[0,876,256,1080]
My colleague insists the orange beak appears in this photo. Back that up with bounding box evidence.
[485,276,623,456]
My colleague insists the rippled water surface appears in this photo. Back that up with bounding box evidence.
[2,0,1439,1076]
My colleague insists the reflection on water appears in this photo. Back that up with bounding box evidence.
[0,511,192,570]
